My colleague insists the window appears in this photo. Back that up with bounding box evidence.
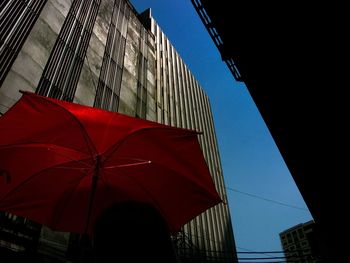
[0,0,47,87]
[36,0,101,101]
[298,229,305,238]
[94,0,129,111]
[136,28,147,119]
[292,231,298,241]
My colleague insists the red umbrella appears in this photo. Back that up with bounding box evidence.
[0,92,221,235]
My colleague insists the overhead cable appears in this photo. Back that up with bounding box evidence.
[226,187,309,211]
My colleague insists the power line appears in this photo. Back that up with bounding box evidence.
[238,259,312,263]
[237,251,285,254]
[237,254,316,263]
[237,248,310,254]
[236,246,312,262]
[226,187,309,211]
[238,256,287,260]
[237,253,311,259]
[238,262,289,263]
[236,246,283,258]
[237,255,312,263]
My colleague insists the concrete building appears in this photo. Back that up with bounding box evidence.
[0,0,237,262]
[280,220,324,263]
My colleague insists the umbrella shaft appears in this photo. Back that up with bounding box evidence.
[84,155,101,234]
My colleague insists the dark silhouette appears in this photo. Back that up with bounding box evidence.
[93,202,178,263]
[191,1,345,261]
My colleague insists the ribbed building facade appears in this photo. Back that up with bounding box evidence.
[0,1,237,262]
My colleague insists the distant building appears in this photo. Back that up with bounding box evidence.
[279,220,324,263]
[0,0,237,262]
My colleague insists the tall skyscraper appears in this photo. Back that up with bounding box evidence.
[0,1,237,262]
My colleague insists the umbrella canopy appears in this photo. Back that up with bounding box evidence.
[0,92,221,235]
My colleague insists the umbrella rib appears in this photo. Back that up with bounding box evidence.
[147,159,221,201]
[0,158,91,203]
[103,145,219,200]
[102,127,198,163]
[46,146,92,168]
[146,159,217,195]
[28,93,98,157]
[104,160,151,169]
[0,143,92,168]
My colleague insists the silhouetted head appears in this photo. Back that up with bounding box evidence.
[93,202,177,263]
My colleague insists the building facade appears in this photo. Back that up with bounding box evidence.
[0,0,237,262]
[280,220,324,263]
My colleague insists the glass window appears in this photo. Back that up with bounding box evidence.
[94,1,129,111]
[0,0,47,87]
[37,0,101,101]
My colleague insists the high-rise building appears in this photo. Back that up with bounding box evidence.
[279,220,324,263]
[0,1,237,262]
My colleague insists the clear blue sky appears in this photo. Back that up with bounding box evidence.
[131,0,313,254]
